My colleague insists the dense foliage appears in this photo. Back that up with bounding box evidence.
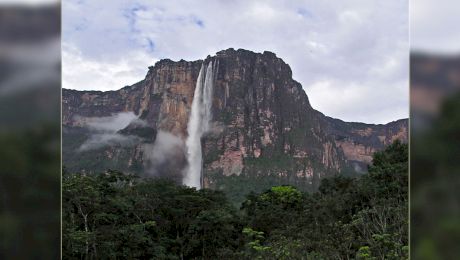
[63,141,408,259]
[0,125,60,259]
[411,93,460,258]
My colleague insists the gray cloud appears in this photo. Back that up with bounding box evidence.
[63,0,408,124]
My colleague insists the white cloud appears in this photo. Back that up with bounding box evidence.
[76,112,145,151]
[63,44,154,91]
[77,112,139,132]
[63,0,408,124]
[308,79,408,123]
[0,0,57,5]
[78,133,138,152]
[0,38,60,96]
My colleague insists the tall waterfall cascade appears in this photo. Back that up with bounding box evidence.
[183,61,217,189]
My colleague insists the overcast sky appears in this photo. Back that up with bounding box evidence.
[63,0,409,124]
[411,0,460,54]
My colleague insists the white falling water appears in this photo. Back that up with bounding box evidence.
[183,61,215,189]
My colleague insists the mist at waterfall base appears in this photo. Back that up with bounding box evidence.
[143,131,186,184]
[183,61,215,189]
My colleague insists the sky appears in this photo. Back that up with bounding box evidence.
[0,0,56,4]
[63,0,409,124]
[411,0,460,54]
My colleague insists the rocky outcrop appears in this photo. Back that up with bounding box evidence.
[321,116,408,172]
[62,48,408,191]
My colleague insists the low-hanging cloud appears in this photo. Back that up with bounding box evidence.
[79,111,138,132]
[0,38,60,97]
[78,133,139,151]
[76,111,145,151]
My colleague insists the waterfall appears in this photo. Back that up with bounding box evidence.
[183,61,215,189]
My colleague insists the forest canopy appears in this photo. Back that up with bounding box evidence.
[63,141,408,259]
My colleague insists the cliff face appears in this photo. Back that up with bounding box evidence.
[322,117,408,172]
[62,48,408,193]
[410,53,460,133]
